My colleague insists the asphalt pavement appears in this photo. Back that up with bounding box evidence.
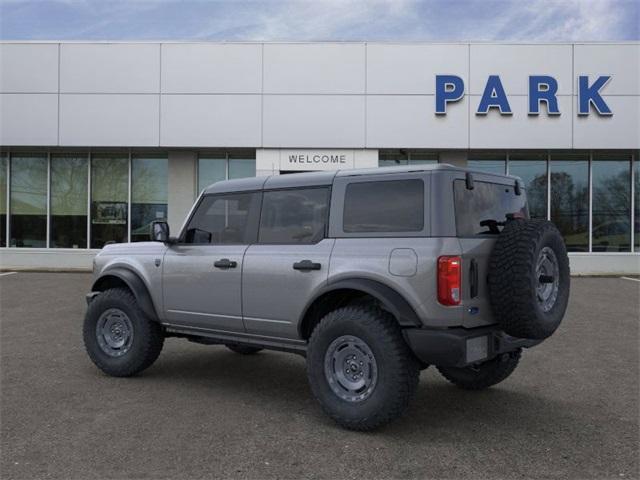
[0,273,638,479]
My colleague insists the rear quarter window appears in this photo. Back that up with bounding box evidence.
[343,179,424,233]
[454,179,528,236]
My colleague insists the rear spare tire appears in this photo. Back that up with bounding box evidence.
[488,219,570,340]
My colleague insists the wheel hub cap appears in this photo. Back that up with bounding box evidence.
[324,335,378,402]
[536,246,560,313]
[96,308,134,357]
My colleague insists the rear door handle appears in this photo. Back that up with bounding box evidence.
[293,260,321,271]
[214,258,237,269]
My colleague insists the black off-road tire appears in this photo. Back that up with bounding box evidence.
[83,288,164,377]
[226,344,263,355]
[488,219,570,340]
[437,349,521,390]
[307,306,420,431]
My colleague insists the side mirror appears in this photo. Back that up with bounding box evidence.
[151,221,170,243]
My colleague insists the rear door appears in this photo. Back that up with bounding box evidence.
[242,187,333,340]
[453,177,528,327]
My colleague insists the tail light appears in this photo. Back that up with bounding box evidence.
[438,256,461,306]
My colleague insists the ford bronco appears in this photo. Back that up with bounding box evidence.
[84,164,570,430]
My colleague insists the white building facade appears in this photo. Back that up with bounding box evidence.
[0,41,638,274]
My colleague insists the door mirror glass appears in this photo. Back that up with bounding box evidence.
[151,221,170,243]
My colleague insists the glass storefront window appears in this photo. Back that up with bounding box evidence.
[131,155,168,242]
[592,153,631,252]
[10,154,47,248]
[379,150,408,167]
[198,151,256,194]
[379,150,437,167]
[468,152,506,174]
[0,154,6,247]
[91,154,128,248]
[198,155,226,193]
[408,152,438,165]
[228,152,256,180]
[50,155,88,248]
[550,154,589,252]
[508,152,548,220]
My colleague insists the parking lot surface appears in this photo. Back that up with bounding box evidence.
[1,273,638,480]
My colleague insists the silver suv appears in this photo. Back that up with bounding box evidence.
[84,164,570,430]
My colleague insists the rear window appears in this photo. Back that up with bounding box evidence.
[259,188,329,244]
[454,180,528,236]
[343,179,424,233]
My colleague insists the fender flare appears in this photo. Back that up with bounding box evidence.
[300,278,422,330]
[91,267,159,321]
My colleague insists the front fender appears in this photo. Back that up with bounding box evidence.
[91,267,159,321]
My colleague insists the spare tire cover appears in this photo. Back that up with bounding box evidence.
[488,219,570,340]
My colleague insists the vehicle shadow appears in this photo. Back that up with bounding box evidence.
[132,344,605,440]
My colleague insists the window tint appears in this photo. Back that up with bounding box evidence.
[454,180,528,236]
[183,193,259,244]
[259,188,329,244]
[343,180,424,233]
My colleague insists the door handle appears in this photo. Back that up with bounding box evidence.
[293,260,321,271]
[214,258,237,269]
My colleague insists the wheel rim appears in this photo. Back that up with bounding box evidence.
[96,308,134,357]
[536,246,560,313]
[324,335,378,402]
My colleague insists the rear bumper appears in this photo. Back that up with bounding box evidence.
[403,326,541,368]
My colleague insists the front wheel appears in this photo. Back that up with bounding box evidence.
[307,305,420,431]
[83,288,164,377]
[437,349,521,390]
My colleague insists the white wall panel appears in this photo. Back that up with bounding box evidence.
[263,95,364,147]
[161,44,262,93]
[367,44,468,94]
[574,44,640,95]
[366,95,468,148]
[0,94,58,145]
[0,44,58,93]
[573,96,640,149]
[161,95,261,147]
[59,94,159,146]
[470,44,573,95]
[469,95,573,149]
[263,43,365,94]
[60,43,160,93]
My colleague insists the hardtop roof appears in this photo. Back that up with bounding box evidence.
[201,163,520,194]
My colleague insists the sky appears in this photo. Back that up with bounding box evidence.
[0,0,638,42]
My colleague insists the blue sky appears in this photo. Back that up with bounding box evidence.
[1,0,638,41]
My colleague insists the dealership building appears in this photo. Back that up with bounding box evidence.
[0,41,638,274]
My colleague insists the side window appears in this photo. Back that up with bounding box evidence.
[183,192,259,244]
[259,188,329,244]
[343,179,424,233]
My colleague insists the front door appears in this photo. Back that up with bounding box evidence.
[242,187,333,340]
[162,191,261,333]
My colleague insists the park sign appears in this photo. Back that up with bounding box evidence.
[435,75,613,116]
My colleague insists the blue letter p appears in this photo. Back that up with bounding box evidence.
[435,75,464,115]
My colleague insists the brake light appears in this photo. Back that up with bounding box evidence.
[438,256,461,306]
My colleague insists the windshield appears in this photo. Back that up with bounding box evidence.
[454,179,529,236]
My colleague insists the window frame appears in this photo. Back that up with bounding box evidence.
[256,186,331,245]
[177,191,262,246]
[330,173,430,238]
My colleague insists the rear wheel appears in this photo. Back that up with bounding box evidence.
[83,288,164,377]
[307,305,419,431]
[226,344,263,355]
[437,349,521,390]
